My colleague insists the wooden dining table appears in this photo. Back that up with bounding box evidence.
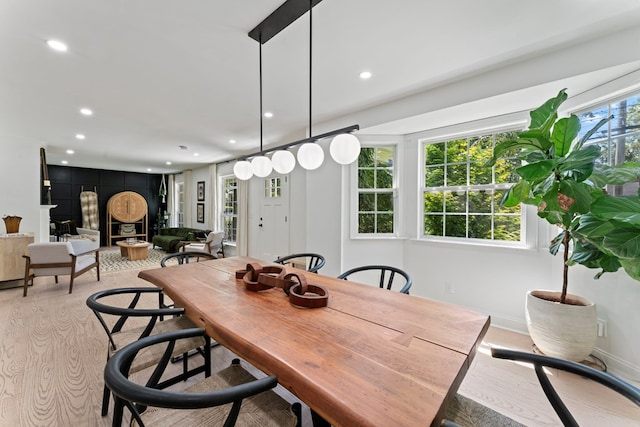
[138,256,490,427]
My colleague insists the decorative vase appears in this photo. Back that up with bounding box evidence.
[3,215,22,233]
[525,290,597,362]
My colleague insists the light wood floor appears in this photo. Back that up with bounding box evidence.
[0,267,638,426]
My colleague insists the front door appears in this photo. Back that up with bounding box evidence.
[257,175,290,262]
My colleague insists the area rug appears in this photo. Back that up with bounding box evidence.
[96,247,167,273]
[445,394,525,426]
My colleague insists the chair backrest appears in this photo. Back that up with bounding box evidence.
[491,347,640,426]
[337,265,412,294]
[206,231,224,248]
[27,242,75,276]
[160,251,217,267]
[205,230,224,251]
[86,287,182,351]
[104,328,280,427]
[273,253,326,273]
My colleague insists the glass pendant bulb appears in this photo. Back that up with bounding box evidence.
[330,133,361,165]
[297,143,324,170]
[251,156,273,178]
[271,150,296,174]
[233,160,254,180]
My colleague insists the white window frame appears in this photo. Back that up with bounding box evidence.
[350,141,401,239]
[220,175,238,245]
[417,122,535,249]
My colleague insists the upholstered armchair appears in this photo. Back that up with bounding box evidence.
[23,242,100,297]
[180,230,225,257]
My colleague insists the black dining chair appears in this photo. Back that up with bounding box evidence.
[105,327,302,427]
[337,264,412,294]
[273,253,326,273]
[160,250,217,267]
[491,347,640,427]
[86,287,212,419]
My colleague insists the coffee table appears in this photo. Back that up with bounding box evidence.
[116,240,151,261]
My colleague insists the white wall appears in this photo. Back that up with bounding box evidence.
[0,134,41,239]
[190,166,210,229]
[331,134,640,381]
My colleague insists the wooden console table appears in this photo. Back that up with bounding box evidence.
[0,233,34,282]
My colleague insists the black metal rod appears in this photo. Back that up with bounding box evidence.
[259,41,263,152]
[308,0,312,138]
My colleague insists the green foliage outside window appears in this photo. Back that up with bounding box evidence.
[357,147,395,234]
[222,177,238,243]
[423,132,521,241]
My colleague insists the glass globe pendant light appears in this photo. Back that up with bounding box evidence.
[234,38,272,180]
[271,150,296,174]
[297,142,324,170]
[251,155,272,177]
[297,2,325,171]
[233,160,253,180]
[330,133,361,165]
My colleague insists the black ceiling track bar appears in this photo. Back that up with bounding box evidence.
[237,124,359,160]
[248,0,324,44]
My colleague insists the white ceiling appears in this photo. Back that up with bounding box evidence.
[2,0,640,174]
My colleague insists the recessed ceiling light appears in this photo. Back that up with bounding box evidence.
[360,71,372,79]
[147,168,152,172]
[80,108,93,116]
[75,134,85,140]
[166,161,172,165]
[61,160,68,164]
[264,112,273,118]
[47,39,68,52]
[229,139,236,144]
[193,153,200,156]
[66,149,74,154]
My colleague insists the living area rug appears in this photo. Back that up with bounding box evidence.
[96,247,167,273]
[445,394,525,426]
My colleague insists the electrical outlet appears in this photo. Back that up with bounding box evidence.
[597,319,607,337]
[445,281,455,294]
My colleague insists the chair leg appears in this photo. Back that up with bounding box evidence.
[292,402,302,427]
[23,258,31,297]
[204,335,211,377]
[69,276,75,294]
[101,384,110,417]
[311,409,331,427]
[54,275,59,284]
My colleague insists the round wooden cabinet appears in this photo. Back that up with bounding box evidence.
[107,191,148,245]
[108,191,147,222]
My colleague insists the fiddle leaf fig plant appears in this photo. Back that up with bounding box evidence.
[487,89,640,304]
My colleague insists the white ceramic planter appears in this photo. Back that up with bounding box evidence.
[525,290,597,362]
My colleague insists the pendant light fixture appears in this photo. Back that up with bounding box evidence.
[233,160,253,180]
[271,149,296,174]
[297,0,324,171]
[251,41,273,178]
[234,0,361,178]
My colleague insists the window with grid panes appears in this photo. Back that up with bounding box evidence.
[356,146,396,235]
[422,132,522,242]
[578,93,640,196]
[221,176,238,243]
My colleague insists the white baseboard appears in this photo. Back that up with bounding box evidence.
[592,348,640,385]
[489,315,640,385]
[488,313,527,334]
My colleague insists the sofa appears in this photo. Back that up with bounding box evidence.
[152,227,210,253]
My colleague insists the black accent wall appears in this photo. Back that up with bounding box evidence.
[48,165,165,246]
